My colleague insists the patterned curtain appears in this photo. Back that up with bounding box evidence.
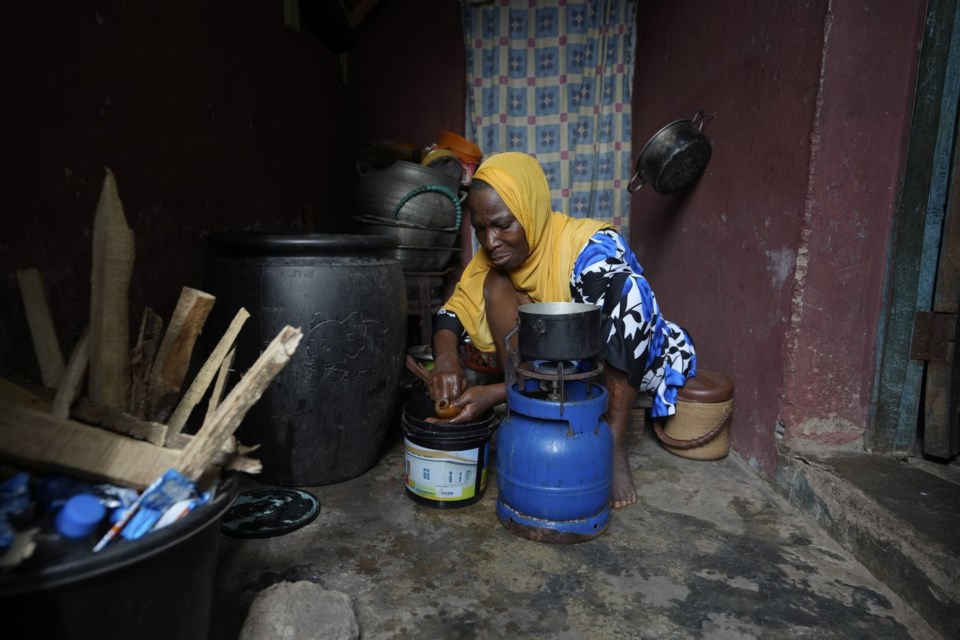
[461,0,638,236]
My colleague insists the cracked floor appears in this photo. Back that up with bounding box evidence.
[210,418,940,640]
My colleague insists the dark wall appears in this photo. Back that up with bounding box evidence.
[0,0,465,382]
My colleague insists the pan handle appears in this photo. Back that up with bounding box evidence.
[691,110,705,132]
[627,170,645,193]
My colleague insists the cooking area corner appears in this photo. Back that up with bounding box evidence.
[1,1,958,639]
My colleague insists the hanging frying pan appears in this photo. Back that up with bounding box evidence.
[628,111,712,194]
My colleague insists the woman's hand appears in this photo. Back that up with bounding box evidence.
[427,351,466,405]
[426,383,505,424]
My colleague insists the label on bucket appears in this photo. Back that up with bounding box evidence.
[403,438,486,502]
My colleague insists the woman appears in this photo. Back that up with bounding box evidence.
[427,152,696,509]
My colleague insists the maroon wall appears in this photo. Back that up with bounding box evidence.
[630,1,925,475]
[778,2,924,448]
[0,0,464,383]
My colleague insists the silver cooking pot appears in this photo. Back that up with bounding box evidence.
[513,302,603,362]
[628,111,712,195]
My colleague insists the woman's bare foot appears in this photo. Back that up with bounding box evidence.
[611,448,637,508]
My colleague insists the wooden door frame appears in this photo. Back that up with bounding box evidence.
[869,0,960,455]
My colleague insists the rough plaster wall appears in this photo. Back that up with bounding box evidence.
[630,1,829,477]
[630,1,923,476]
[779,1,926,450]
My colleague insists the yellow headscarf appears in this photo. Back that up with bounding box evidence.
[443,152,614,352]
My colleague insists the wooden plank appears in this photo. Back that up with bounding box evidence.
[871,0,959,454]
[205,347,236,423]
[924,75,960,458]
[0,376,257,474]
[72,397,169,446]
[0,377,47,409]
[129,307,164,418]
[0,376,168,446]
[177,325,302,481]
[88,168,135,410]
[168,307,249,434]
[51,327,89,420]
[16,268,65,388]
[163,431,261,474]
[0,398,179,489]
[145,287,216,421]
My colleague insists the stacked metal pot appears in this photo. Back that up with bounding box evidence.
[352,161,462,273]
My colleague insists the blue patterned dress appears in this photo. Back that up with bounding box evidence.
[571,229,696,417]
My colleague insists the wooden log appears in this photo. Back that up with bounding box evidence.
[168,308,250,434]
[145,287,215,422]
[72,396,169,446]
[162,432,261,474]
[0,376,167,446]
[0,398,179,489]
[88,168,135,409]
[52,327,90,420]
[205,347,236,423]
[129,307,164,418]
[16,268,65,388]
[0,378,259,476]
[0,377,47,410]
[177,325,302,481]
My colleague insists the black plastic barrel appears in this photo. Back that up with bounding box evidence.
[401,397,499,508]
[203,232,406,486]
[0,475,239,640]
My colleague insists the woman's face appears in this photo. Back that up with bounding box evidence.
[469,186,530,271]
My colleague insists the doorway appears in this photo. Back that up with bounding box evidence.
[870,0,960,461]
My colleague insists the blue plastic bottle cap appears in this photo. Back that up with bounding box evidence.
[55,494,106,539]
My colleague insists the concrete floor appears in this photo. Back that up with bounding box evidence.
[210,412,941,640]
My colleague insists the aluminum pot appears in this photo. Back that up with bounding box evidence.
[516,302,603,361]
[628,111,712,194]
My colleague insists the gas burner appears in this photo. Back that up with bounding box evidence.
[532,360,580,376]
[513,359,604,409]
[517,359,603,383]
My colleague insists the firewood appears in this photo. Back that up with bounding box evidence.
[51,327,89,420]
[0,398,178,489]
[0,376,169,446]
[177,325,302,481]
[205,347,236,422]
[89,168,135,409]
[0,377,46,409]
[145,287,215,422]
[16,268,65,388]
[0,391,260,481]
[72,396,169,446]
[163,432,261,474]
[167,308,250,434]
[129,307,164,418]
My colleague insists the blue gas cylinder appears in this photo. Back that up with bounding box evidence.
[496,379,612,543]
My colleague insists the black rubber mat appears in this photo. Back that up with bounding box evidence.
[220,488,320,538]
